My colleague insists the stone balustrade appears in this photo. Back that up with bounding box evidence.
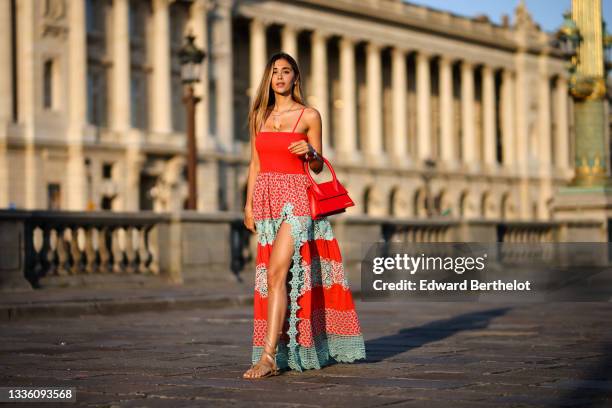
[0,211,164,290]
[496,221,558,243]
[0,210,248,291]
[0,210,604,292]
[31,218,159,278]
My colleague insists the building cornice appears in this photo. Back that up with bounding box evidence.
[282,0,553,55]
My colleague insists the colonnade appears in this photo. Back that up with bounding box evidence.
[247,16,571,174]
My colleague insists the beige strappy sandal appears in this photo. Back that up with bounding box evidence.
[243,333,281,379]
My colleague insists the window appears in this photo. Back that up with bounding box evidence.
[101,196,114,210]
[47,183,61,210]
[170,2,189,132]
[43,59,55,110]
[86,0,109,127]
[130,74,149,129]
[128,0,150,130]
[87,69,108,126]
[87,72,95,123]
[85,0,104,34]
[130,77,139,127]
[128,0,146,42]
[86,0,95,33]
[102,162,113,179]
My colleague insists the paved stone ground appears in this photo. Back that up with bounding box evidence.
[0,282,254,321]
[1,301,611,407]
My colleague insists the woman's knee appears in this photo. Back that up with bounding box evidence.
[267,222,294,290]
[267,267,287,290]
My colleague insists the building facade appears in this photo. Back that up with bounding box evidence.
[0,0,574,221]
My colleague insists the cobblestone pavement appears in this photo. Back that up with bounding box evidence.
[1,301,611,407]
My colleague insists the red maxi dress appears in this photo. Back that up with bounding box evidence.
[250,107,366,372]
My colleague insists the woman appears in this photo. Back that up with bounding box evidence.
[242,52,366,379]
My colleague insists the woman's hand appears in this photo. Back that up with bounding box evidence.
[288,140,313,158]
[244,205,256,233]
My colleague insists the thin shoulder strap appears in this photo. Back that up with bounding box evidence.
[291,108,306,133]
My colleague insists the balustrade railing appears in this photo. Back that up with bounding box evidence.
[1,211,166,288]
[31,223,159,278]
[381,220,457,243]
[0,210,600,291]
[496,222,558,243]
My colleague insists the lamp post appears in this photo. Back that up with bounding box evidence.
[422,158,436,218]
[178,34,205,210]
[85,157,95,211]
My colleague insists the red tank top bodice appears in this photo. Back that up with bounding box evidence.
[255,107,308,174]
[256,132,308,173]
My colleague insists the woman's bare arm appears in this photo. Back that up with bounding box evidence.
[245,130,260,210]
[304,108,324,174]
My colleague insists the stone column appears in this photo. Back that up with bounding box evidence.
[439,55,454,167]
[122,147,145,211]
[281,24,298,60]
[151,0,172,133]
[514,63,529,172]
[537,56,552,220]
[0,0,11,207]
[211,0,234,153]
[338,36,357,160]
[190,0,212,211]
[555,76,569,173]
[482,65,497,168]
[311,30,331,155]
[391,46,408,165]
[0,0,10,125]
[190,0,212,152]
[501,69,516,169]
[416,51,431,160]
[515,54,530,219]
[112,0,131,131]
[538,58,552,171]
[66,0,87,210]
[365,41,383,162]
[461,60,475,165]
[17,0,38,208]
[249,18,267,101]
[113,0,142,210]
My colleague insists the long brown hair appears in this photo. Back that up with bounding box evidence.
[248,52,308,139]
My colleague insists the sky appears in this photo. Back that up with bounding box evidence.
[405,0,612,33]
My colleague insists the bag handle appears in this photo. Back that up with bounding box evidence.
[303,155,339,187]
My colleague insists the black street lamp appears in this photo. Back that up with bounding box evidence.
[178,34,206,210]
[84,157,94,211]
[423,158,436,218]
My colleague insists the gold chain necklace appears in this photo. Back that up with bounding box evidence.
[271,102,296,131]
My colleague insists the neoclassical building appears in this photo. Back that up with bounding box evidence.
[0,0,574,221]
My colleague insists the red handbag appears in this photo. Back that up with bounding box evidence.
[303,156,355,219]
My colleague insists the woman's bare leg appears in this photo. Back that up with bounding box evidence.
[243,221,295,378]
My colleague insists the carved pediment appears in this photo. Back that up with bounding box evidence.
[41,0,68,38]
[513,0,540,33]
